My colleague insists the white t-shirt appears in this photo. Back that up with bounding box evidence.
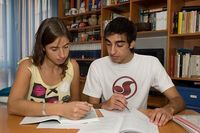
[83,53,174,109]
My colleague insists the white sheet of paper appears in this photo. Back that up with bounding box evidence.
[37,121,86,129]
[99,109,159,133]
[78,116,123,133]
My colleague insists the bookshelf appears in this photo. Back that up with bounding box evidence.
[167,0,200,80]
[58,0,200,109]
[168,0,200,112]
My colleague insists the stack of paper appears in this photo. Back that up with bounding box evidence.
[173,115,200,133]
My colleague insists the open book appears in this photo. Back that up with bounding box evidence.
[173,115,200,133]
[20,108,99,125]
[78,108,159,133]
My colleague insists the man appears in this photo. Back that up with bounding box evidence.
[83,17,185,126]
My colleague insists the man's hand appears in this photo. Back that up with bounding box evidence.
[147,107,173,126]
[101,93,128,111]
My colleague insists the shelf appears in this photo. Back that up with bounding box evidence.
[69,25,101,32]
[61,9,101,20]
[102,1,130,12]
[171,77,200,82]
[132,0,167,8]
[137,30,167,38]
[169,32,200,39]
[72,40,101,45]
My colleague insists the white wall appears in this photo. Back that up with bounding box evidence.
[135,36,167,67]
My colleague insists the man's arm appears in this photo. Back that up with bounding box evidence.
[163,86,185,114]
[147,86,185,126]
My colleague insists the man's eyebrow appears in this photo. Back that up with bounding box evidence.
[105,38,111,43]
[115,40,126,43]
[105,39,126,43]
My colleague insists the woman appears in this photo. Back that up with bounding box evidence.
[8,17,92,120]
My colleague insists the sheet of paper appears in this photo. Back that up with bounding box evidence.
[100,108,148,120]
[37,121,86,129]
[59,108,99,124]
[77,116,123,133]
[20,107,99,125]
[120,113,159,133]
[20,115,59,125]
[100,109,159,133]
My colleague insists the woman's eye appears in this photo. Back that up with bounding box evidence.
[64,45,69,49]
[106,42,111,46]
[51,48,57,51]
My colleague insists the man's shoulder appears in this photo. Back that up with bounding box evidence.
[135,53,159,62]
[92,56,110,64]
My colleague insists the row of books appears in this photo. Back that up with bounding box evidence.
[102,0,129,6]
[70,43,101,59]
[173,6,200,34]
[173,47,200,78]
[65,0,101,13]
[140,7,167,31]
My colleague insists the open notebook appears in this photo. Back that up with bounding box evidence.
[78,108,159,133]
[20,108,99,125]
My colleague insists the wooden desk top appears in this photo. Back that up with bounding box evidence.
[0,105,199,133]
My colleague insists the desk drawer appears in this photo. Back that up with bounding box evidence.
[176,86,200,108]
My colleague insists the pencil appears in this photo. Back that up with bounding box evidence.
[122,102,130,112]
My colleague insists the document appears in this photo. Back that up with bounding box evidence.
[78,108,159,133]
[173,114,200,133]
[20,108,99,125]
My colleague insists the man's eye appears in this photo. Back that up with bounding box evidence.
[116,42,125,47]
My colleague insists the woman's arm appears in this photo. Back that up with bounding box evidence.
[70,59,81,101]
[8,59,91,119]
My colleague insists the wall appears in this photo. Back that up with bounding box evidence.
[135,36,167,67]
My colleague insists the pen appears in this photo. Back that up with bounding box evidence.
[124,104,131,112]
[121,102,130,112]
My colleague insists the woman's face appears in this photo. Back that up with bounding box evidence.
[44,36,70,65]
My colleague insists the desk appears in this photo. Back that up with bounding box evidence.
[0,105,199,133]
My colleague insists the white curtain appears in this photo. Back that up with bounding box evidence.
[0,0,58,89]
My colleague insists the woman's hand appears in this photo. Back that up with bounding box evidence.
[61,101,92,120]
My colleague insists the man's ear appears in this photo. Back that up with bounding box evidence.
[129,40,136,49]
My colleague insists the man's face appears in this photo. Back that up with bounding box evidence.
[105,33,135,64]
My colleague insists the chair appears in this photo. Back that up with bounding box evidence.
[0,87,11,104]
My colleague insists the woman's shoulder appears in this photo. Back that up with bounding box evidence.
[18,57,33,68]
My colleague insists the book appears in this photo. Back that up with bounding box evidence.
[173,115,200,133]
[78,109,159,133]
[20,108,99,125]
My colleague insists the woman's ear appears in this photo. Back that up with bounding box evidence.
[129,40,136,49]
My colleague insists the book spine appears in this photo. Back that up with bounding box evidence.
[178,12,183,34]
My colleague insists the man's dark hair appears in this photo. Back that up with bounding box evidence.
[104,17,137,52]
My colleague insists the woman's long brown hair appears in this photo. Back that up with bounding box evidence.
[32,17,72,78]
